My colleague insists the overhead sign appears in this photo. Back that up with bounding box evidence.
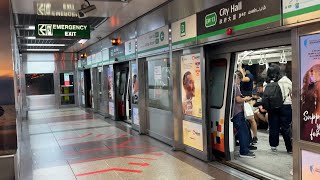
[183,120,203,151]
[172,14,197,46]
[137,25,169,53]
[197,0,280,38]
[109,44,125,60]
[35,2,78,17]
[102,49,109,61]
[283,0,320,25]
[125,39,136,58]
[35,23,90,39]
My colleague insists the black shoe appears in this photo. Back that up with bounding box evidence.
[240,152,256,158]
[249,145,257,150]
[252,137,258,144]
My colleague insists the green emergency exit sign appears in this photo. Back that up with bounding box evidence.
[35,23,90,39]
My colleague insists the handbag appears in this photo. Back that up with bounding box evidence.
[244,102,254,119]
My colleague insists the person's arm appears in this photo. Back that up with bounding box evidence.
[236,96,251,103]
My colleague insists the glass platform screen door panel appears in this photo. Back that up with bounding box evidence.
[60,72,75,106]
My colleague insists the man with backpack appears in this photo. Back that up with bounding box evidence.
[262,64,292,153]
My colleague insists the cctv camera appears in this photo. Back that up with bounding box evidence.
[78,1,96,19]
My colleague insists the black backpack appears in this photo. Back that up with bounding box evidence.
[262,82,283,110]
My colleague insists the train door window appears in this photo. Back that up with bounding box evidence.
[232,46,292,179]
[209,59,227,109]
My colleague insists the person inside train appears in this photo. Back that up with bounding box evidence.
[264,64,292,153]
[253,82,268,129]
[238,64,258,144]
[232,71,256,158]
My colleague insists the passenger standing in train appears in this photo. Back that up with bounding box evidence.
[239,64,258,144]
[265,64,292,153]
[232,71,255,158]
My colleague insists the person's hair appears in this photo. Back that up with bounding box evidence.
[256,82,263,88]
[301,64,320,114]
[234,70,243,80]
[133,74,137,83]
[183,71,192,86]
[266,63,281,82]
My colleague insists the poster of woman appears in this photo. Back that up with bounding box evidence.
[181,53,202,118]
[108,66,114,101]
[300,33,320,143]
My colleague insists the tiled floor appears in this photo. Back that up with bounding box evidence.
[19,108,252,180]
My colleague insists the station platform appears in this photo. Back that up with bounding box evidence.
[18,108,256,180]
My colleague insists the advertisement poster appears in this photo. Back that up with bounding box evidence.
[302,150,320,179]
[132,108,140,126]
[107,66,114,101]
[183,120,203,151]
[300,33,320,143]
[181,53,202,118]
[109,102,114,116]
[131,63,139,104]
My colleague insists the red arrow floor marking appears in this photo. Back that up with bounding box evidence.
[143,152,163,156]
[59,133,93,140]
[76,168,142,177]
[69,155,157,165]
[128,162,150,167]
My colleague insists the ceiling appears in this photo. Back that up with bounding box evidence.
[11,0,169,53]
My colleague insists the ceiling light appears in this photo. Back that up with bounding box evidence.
[78,39,88,44]
[28,26,35,30]
[25,37,36,39]
[25,49,61,51]
[21,44,66,47]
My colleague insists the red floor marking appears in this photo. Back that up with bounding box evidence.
[118,134,128,138]
[59,133,93,140]
[128,162,150,167]
[143,152,163,156]
[63,134,115,147]
[96,134,105,137]
[76,168,142,177]
[69,155,157,164]
[65,137,156,155]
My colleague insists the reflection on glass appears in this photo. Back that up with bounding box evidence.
[26,74,54,95]
[147,59,171,110]
[60,72,75,105]
[209,59,227,108]
[60,73,75,94]
[61,95,75,105]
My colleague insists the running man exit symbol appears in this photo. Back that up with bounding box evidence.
[180,21,186,37]
[38,24,53,36]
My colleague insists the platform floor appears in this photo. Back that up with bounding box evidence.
[18,108,257,180]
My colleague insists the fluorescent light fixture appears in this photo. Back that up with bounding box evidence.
[25,49,60,52]
[78,39,88,44]
[21,44,66,47]
[25,37,36,39]
[28,26,35,30]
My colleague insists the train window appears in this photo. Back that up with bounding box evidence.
[209,59,227,109]
[147,59,171,110]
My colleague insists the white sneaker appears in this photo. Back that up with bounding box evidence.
[271,147,277,152]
